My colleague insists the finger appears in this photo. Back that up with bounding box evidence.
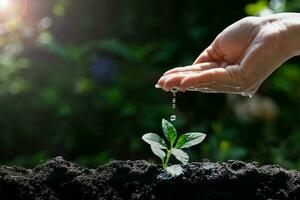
[163,74,187,91]
[190,82,240,94]
[157,73,188,91]
[163,62,219,76]
[180,67,238,91]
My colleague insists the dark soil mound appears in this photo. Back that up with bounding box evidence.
[0,156,299,200]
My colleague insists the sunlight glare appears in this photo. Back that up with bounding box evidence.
[0,0,28,24]
[0,0,10,10]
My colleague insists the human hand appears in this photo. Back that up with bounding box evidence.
[157,14,300,96]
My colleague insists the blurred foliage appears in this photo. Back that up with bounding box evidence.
[0,0,299,169]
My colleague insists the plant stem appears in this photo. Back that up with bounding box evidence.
[163,148,172,170]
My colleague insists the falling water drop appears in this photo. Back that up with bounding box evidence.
[241,92,247,97]
[170,115,176,121]
[170,88,178,122]
[171,88,178,95]
[239,91,253,98]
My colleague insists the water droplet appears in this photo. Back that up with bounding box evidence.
[239,92,253,98]
[171,87,178,94]
[170,88,177,121]
[170,115,176,121]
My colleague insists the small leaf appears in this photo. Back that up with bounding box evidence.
[176,132,206,149]
[171,148,189,164]
[166,165,183,176]
[162,119,177,145]
[150,145,166,159]
[142,133,167,149]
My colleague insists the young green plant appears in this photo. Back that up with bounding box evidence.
[142,119,206,176]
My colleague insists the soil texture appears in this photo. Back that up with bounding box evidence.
[0,156,299,200]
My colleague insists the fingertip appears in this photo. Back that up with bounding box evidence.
[155,84,161,89]
[156,74,178,91]
[157,77,166,88]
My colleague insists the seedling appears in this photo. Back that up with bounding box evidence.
[142,119,206,176]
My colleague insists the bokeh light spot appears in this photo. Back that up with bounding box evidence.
[40,17,52,29]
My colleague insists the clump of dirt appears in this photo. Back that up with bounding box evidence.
[0,156,299,200]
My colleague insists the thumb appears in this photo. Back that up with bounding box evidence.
[193,44,223,64]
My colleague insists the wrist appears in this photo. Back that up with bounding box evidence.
[266,13,300,57]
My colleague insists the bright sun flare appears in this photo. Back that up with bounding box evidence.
[0,0,10,10]
[0,0,28,23]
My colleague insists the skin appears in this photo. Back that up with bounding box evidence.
[156,13,300,95]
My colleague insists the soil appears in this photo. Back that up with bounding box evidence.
[0,156,299,200]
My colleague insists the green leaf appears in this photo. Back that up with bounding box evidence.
[166,165,183,176]
[162,119,177,145]
[142,133,167,149]
[171,148,189,164]
[176,132,206,149]
[150,145,166,159]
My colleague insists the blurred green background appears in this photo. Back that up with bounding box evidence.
[0,0,299,169]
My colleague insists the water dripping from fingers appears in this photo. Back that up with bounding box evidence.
[170,88,178,121]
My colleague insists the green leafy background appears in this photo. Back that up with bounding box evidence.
[0,0,299,169]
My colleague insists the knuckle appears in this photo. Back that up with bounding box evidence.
[262,32,278,44]
[243,16,256,21]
